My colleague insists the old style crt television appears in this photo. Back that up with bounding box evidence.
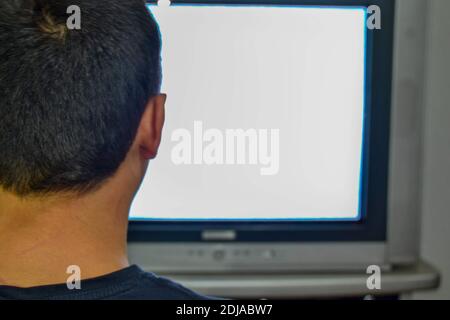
[128,0,422,273]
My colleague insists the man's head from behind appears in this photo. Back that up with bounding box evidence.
[0,0,165,198]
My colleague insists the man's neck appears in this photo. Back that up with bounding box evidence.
[0,185,132,288]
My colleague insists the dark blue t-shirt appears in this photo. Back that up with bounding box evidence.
[0,265,209,300]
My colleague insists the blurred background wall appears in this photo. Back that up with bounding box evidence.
[415,0,450,299]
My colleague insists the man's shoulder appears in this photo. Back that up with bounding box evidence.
[0,265,212,300]
[109,266,211,300]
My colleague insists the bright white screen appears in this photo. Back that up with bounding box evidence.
[130,5,367,220]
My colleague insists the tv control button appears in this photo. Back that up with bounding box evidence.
[213,250,226,261]
[262,250,276,259]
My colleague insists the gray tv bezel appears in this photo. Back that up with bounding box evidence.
[128,0,425,272]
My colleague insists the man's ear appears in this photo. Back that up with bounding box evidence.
[137,94,166,160]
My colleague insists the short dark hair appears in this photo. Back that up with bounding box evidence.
[0,0,162,196]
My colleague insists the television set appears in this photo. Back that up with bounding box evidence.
[128,0,422,273]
